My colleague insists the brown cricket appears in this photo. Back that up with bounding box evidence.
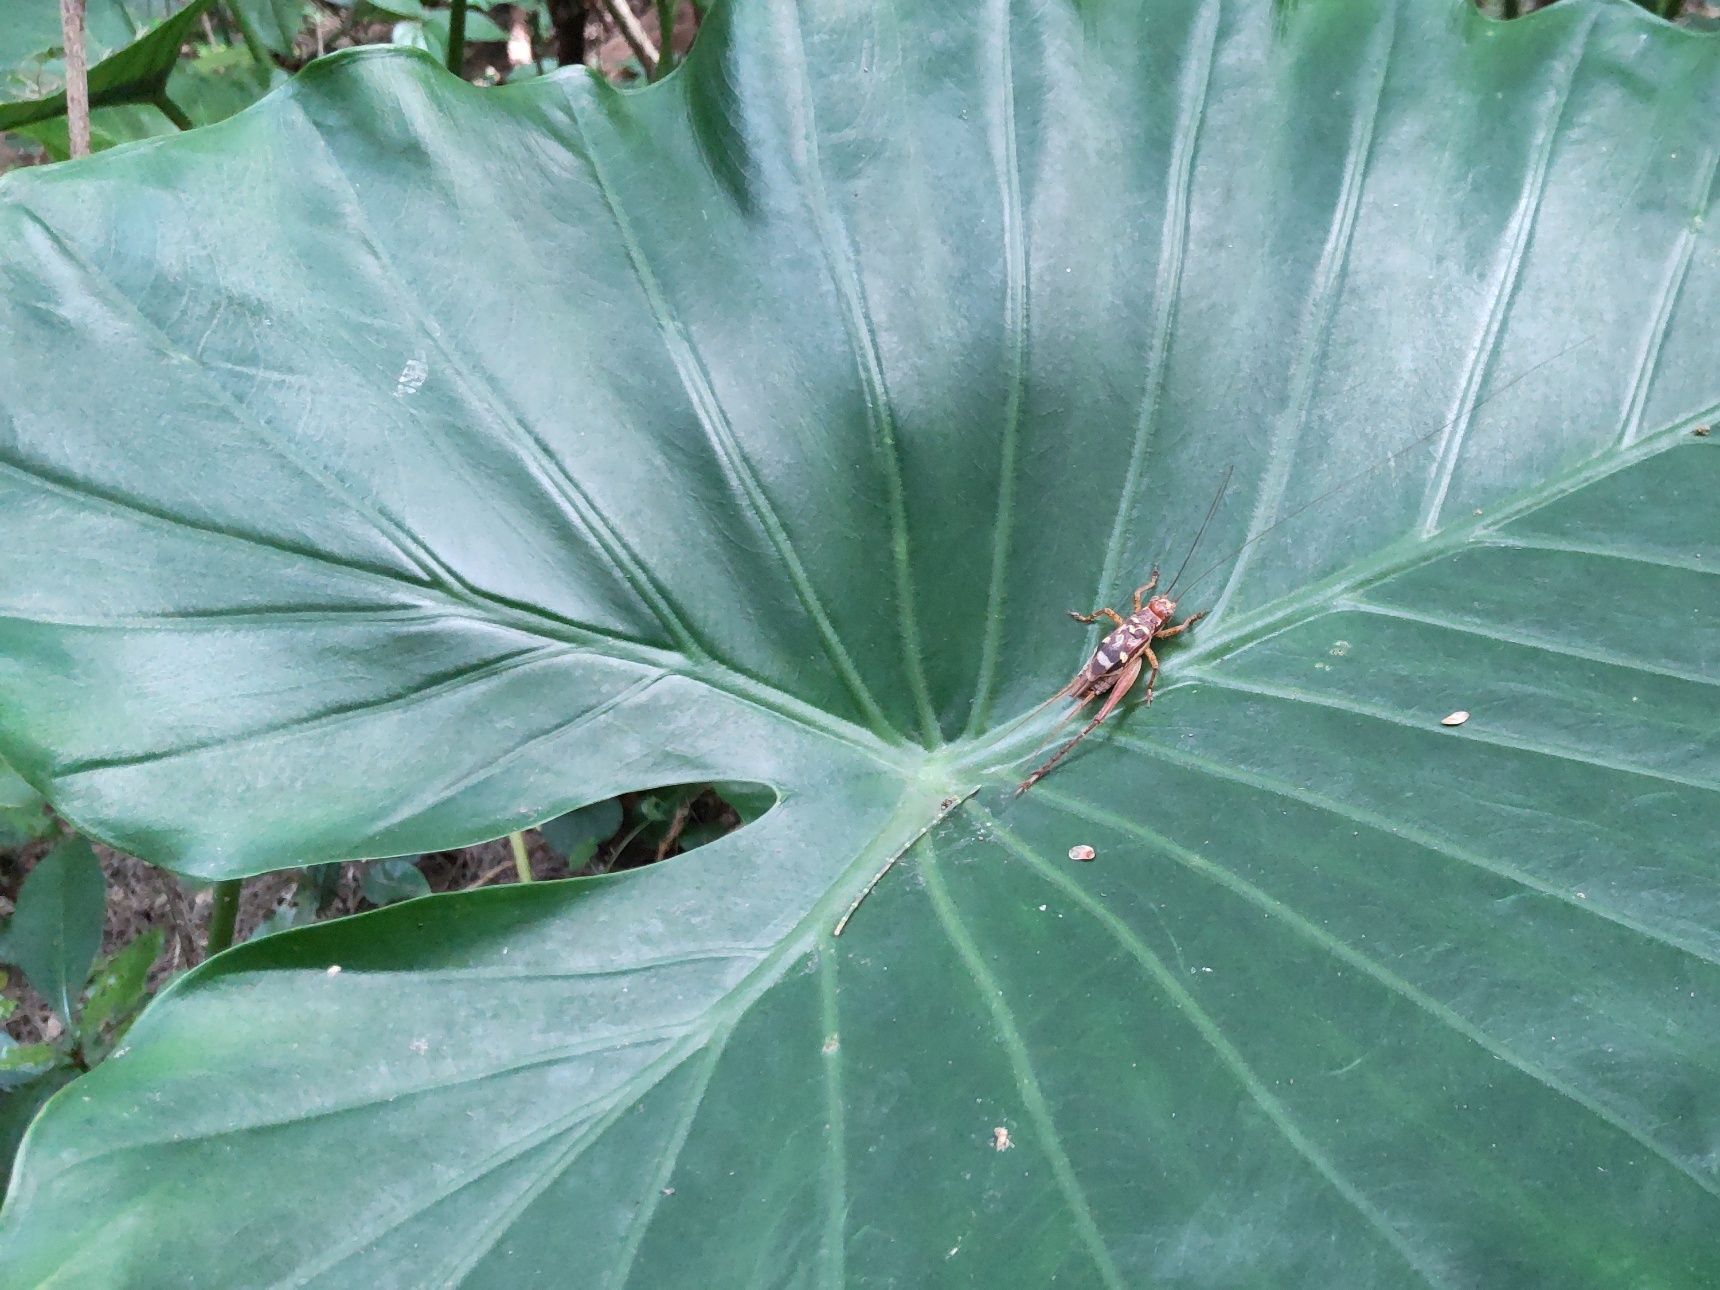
[1015,468,1231,795]
[1013,569,1206,795]
[1012,341,1593,795]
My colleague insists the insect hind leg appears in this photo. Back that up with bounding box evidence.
[1016,654,1144,794]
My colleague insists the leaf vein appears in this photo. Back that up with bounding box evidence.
[1417,12,1595,534]
[1027,790,1720,1207]
[969,804,1449,1288]
[920,846,1127,1290]
[1189,671,1719,792]
[562,94,898,740]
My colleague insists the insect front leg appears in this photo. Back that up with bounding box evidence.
[1131,568,1159,612]
[1068,606,1126,626]
[1152,609,1207,639]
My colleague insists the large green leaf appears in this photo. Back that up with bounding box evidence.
[0,0,221,132]
[1,0,1717,1282]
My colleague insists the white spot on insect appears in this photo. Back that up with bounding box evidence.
[992,1126,1012,1152]
[1441,711,1471,727]
[325,964,342,976]
[394,357,428,397]
[1068,845,1096,862]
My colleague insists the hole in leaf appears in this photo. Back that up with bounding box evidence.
[536,781,776,877]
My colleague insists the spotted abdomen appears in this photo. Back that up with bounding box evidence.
[1076,608,1166,689]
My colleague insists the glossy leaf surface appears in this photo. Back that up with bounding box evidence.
[0,0,1717,1283]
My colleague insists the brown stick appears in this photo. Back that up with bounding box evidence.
[595,0,657,75]
[59,0,90,159]
[653,799,693,862]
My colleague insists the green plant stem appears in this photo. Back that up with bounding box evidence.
[205,879,241,957]
[651,0,676,79]
[226,1,275,74]
[446,0,468,74]
[154,94,194,131]
[508,831,532,883]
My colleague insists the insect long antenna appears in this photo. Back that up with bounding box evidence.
[1164,465,1234,595]
[1172,337,1591,602]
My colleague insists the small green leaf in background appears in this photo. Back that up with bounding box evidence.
[3,838,105,1025]
[0,1038,61,1093]
[230,0,311,55]
[14,41,273,159]
[0,0,222,133]
[358,856,430,907]
[248,863,345,939]
[79,929,163,1043]
[536,799,622,867]
[0,760,52,848]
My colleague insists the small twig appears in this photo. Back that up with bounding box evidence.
[468,858,518,888]
[597,0,657,75]
[833,789,979,937]
[59,0,90,158]
[653,800,694,862]
[508,831,533,883]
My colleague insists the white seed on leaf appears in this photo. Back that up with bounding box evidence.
[1068,845,1096,862]
[1441,711,1470,727]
